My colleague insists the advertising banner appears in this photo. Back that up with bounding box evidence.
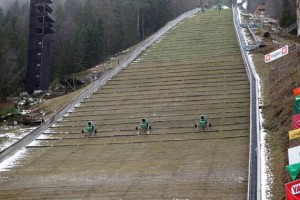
[294,88,300,97]
[286,179,300,200]
[293,114,300,129]
[294,96,300,114]
[265,45,288,63]
[289,145,300,165]
[287,163,300,180]
[290,129,300,140]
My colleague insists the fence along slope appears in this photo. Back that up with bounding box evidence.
[233,5,260,200]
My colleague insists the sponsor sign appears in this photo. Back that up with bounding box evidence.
[295,96,300,115]
[290,129,300,140]
[286,163,300,180]
[294,88,300,96]
[286,179,300,199]
[264,45,288,63]
[293,114,300,129]
[289,145,300,165]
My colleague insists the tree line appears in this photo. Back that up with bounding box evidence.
[0,1,28,98]
[0,0,211,98]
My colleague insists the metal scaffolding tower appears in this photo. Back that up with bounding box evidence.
[25,0,55,94]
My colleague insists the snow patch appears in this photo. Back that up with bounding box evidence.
[242,1,247,10]
[0,148,27,172]
[44,129,56,133]
[248,53,273,200]
[0,127,36,151]
[36,133,51,140]
[237,6,272,198]
[51,123,60,127]
[260,115,273,200]
[0,133,51,172]
[74,102,81,108]
[20,110,31,115]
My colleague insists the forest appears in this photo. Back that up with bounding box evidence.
[0,0,211,98]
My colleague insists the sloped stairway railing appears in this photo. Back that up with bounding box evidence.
[233,5,260,200]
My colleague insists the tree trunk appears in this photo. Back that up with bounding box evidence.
[106,0,113,52]
[136,0,140,35]
[142,14,145,39]
[297,0,300,36]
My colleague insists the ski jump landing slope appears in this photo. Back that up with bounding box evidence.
[0,10,250,199]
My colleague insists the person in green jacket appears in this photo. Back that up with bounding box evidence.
[195,115,211,132]
[217,4,222,12]
[82,121,97,137]
[200,6,206,13]
[136,118,151,134]
[140,118,148,129]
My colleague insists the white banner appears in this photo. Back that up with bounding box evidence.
[289,145,300,165]
[264,45,288,63]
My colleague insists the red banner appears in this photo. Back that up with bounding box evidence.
[286,179,300,200]
[294,88,300,96]
[293,114,300,130]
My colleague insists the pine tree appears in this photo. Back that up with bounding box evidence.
[144,0,173,35]
[0,1,29,97]
[0,0,202,98]
[0,7,3,65]
[114,0,139,49]
[280,0,296,27]
[0,7,3,22]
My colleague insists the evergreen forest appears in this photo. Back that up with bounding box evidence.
[0,0,204,98]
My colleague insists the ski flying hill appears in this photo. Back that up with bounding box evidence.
[0,9,251,199]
